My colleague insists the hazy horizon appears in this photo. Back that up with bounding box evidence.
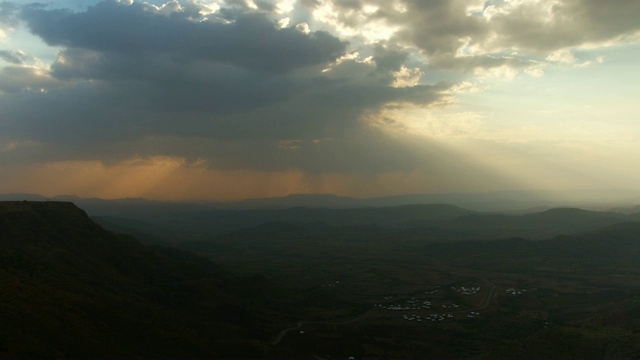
[1,0,639,201]
[4,188,640,211]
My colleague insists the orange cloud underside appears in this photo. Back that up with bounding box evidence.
[0,156,515,201]
[3,158,308,201]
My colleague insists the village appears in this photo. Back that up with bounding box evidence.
[505,287,537,295]
[370,284,487,324]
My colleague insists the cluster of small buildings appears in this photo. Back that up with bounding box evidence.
[505,287,536,295]
[402,313,455,322]
[321,280,340,287]
[452,286,481,296]
[374,293,464,323]
[374,297,433,311]
[402,314,423,322]
[441,303,460,309]
[370,287,495,325]
[466,311,481,319]
[427,313,454,322]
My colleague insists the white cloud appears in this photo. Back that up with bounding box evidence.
[295,22,310,33]
[473,64,518,80]
[450,81,482,94]
[524,66,544,77]
[392,66,422,88]
[277,17,290,28]
[546,49,576,63]
[276,0,295,14]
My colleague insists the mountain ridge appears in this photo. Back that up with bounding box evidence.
[4,189,640,212]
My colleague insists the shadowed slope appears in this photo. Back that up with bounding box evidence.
[0,201,270,358]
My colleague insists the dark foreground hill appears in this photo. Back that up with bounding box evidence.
[0,201,277,358]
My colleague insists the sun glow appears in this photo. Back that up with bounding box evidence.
[312,0,399,43]
[365,100,640,195]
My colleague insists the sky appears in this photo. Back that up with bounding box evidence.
[0,0,639,201]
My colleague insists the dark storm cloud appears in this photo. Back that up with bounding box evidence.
[0,77,447,174]
[0,59,447,142]
[0,0,453,174]
[489,0,640,53]
[21,0,347,73]
[392,0,488,64]
[158,128,430,174]
[0,49,23,64]
[47,47,301,114]
[371,43,409,73]
[0,65,62,93]
[0,1,19,27]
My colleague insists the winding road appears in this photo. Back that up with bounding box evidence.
[477,277,497,310]
[271,314,371,345]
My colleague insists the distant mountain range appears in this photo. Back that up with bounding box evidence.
[227,190,640,211]
[3,189,640,213]
[85,203,640,245]
[3,192,640,244]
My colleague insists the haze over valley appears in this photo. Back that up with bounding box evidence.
[4,194,640,358]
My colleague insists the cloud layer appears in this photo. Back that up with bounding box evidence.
[2,0,456,173]
[1,0,639,199]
